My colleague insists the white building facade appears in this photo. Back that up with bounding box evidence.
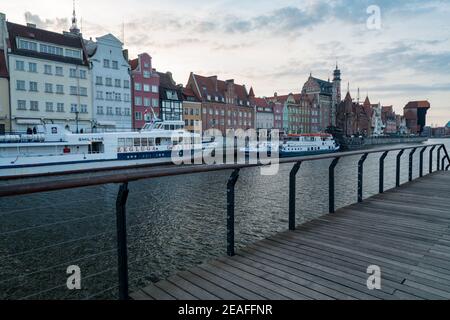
[85,34,132,131]
[6,21,92,133]
[371,103,385,136]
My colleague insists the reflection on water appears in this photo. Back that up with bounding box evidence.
[0,139,448,299]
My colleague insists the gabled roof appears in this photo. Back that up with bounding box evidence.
[253,97,269,108]
[192,74,249,102]
[0,50,8,78]
[182,87,200,102]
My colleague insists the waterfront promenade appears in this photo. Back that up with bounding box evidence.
[132,171,450,300]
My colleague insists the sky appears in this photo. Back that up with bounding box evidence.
[1,0,449,126]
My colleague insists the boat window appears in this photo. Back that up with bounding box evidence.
[156,138,161,146]
[126,138,133,147]
[134,138,141,147]
[148,138,155,146]
[170,125,175,130]
[141,138,148,146]
[118,138,126,147]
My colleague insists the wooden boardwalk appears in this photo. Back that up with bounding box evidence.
[131,171,450,300]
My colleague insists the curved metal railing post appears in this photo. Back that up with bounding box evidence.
[116,182,129,300]
[227,169,240,257]
[289,162,302,231]
[419,146,427,177]
[329,158,340,213]
[396,149,405,187]
[409,148,417,182]
[358,153,369,203]
[429,146,436,173]
[379,151,389,193]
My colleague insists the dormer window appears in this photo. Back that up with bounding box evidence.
[207,95,211,101]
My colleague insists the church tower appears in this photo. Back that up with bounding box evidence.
[69,0,80,35]
[331,63,341,127]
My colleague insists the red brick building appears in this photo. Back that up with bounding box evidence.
[404,101,430,134]
[130,53,160,129]
[381,106,397,134]
[336,92,372,136]
[186,73,254,133]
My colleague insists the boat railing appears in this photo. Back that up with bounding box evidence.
[0,143,449,300]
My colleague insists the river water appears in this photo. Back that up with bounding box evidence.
[0,138,448,299]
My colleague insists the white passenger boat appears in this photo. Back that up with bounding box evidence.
[241,133,340,157]
[0,120,211,178]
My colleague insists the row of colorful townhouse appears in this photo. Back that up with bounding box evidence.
[0,11,343,136]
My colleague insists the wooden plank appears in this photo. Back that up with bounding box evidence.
[133,171,450,300]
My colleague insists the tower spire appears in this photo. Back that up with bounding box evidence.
[70,0,80,35]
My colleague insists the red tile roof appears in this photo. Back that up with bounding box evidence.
[129,58,139,71]
[253,97,269,108]
[192,74,249,102]
[0,50,8,78]
[404,101,430,110]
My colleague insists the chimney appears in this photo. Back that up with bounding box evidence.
[210,75,218,91]
[27,23,36,28]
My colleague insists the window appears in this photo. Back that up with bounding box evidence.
[106,78,112,87]
[70,86,78,95]
[123,80,130,88]
[57,103,64,112]
[69,68,77,78]
[55,66,63,76]
[135,96,142,106]
[106,92,113,101]
[115,93,121,101]
[112,61,118,69]
[56,85,64,94]
[134,82,142,91]
[96,76,103,85]
[143,84,150,92]
[71,104,78,113]
[29,82,38,92]
[45,83,53,93]
[151,85,158,93]
[115,79,121,87]
[79,70,87,79]
[17,100,26,110]
[66,49,81,59]
[167,90,178,100]
[46,102,54,112]
[30,101,39,111]
[103,59,110,68]
[79,87,88,96]
[40,44,64,56]
[124,94,131,102]
[144,98,150,107]
[18,39,38,51]
[96,91,103,100]
[107,107,113,115]
[124,108,130,116]
[143,70,151,78]
[97,106,104,115]
[115,107,121,115]
[80,104,88,113]
[203,108,207,114]
[152,99,158,107]
[28,62,37,73]
[16,80,26,91]
[44,65,52,75]
[16,60,25,71]
[135,112,142,120]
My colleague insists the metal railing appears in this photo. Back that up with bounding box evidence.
[0,143,449,300]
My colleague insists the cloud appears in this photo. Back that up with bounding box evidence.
[24,11,69,31]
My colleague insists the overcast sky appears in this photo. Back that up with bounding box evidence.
[2,0,449,126]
